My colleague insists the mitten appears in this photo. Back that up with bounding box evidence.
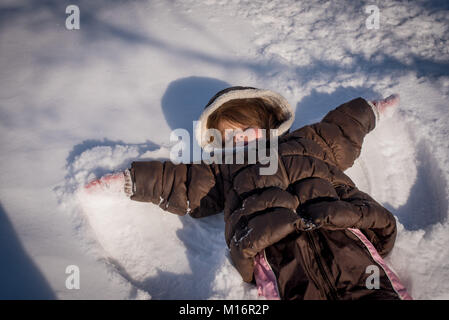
[84,169,134,197]
[369,94,400,122]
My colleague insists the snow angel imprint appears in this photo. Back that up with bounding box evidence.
[85,86,411,300]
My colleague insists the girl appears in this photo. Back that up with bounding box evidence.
[85,86,411,300]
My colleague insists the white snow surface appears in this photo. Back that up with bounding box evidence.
[1,0,448,299]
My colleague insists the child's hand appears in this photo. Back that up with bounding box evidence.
[295,214,319,232]
[371,94,400,119]
[84,170,133,197]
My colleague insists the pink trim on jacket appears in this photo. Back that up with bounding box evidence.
[254,250,281,300]
[348,228,413,300]
[254,229,412,300]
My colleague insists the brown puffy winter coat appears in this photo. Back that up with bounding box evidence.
[129,86,404,300]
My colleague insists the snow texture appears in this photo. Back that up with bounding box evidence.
[0,0,448,299]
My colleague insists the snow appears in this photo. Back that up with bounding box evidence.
[1,0,448,299]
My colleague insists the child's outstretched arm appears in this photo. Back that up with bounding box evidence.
[85,161,225,218]
[291,95,398,171]
[129,161,224,218]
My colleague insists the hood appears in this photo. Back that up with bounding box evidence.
[194,86,295,151]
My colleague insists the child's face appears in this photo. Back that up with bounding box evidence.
[217,119,264,145]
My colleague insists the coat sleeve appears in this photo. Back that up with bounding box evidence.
[292,97,377,171]
[302,185,397,258]
[129,160,224,218]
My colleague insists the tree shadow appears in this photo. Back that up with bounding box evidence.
[165,0,231,53]
[415,0,449,12]
[0,0,281,75]
[0,202,56,299]
[3,0,448,83]
[293,53,449,90]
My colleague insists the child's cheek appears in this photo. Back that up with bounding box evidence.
[246,129,257,141]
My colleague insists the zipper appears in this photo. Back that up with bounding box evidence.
[306,232,338,300]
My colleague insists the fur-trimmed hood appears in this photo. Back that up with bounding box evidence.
[194,86,295,150]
